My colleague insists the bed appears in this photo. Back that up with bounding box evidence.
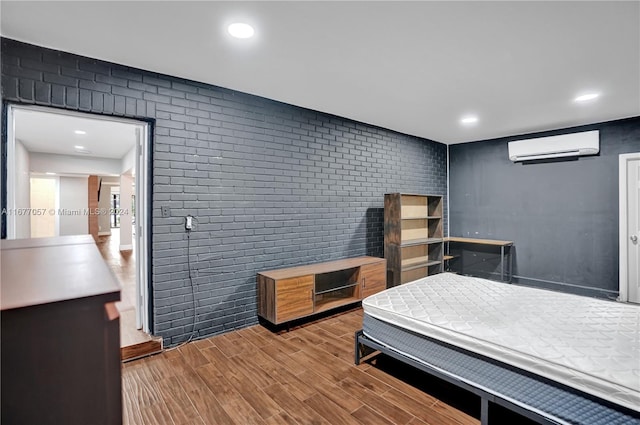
[355,273,640,425]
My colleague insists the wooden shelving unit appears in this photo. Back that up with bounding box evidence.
[257,256,386,325]
[384,193,444,286]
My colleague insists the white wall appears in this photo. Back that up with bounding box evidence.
[30,152,121,175]
[14,140,31,238]
[98,183,113,235]
[119,174,133,250]
[121,146,136,175]
[59,176,88,236]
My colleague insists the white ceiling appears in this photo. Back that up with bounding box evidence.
[2,1,639,144]
[14,108,138,159]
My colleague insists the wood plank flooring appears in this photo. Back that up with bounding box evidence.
[122,308,483,425]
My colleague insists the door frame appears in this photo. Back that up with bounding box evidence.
[5,105,16,239]
[135,124,151,331]
[619,152,640,302]
[2,103,153,333]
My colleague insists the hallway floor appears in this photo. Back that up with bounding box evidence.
[96,229,162,360]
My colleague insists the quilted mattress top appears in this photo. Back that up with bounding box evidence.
[362,273,640,412]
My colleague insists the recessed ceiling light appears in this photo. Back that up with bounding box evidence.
[574,93,599,103]
[45,172,56,175]
[74,130,86,135]
[228,23,255,39]
[74,145,92,154]
[460,116,479,125]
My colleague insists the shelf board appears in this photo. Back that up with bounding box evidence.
[401,259,442,272]
[315,282,359,296]
[315,296,360,314]
[443,255,458,261]
[401,237,443,247]
[402,256,428,269]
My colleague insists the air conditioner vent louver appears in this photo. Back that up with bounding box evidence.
[508,130,599,162]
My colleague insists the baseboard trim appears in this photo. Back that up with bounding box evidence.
[512,275,618,300]
[119,244,133,251]
[454,270,618,300]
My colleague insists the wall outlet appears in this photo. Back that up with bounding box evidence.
[185,215,193,231]
[161,206,170,217]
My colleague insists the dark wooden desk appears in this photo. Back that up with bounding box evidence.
[445,237,513,282]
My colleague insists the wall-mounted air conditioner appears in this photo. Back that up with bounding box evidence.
[508,130,599,162]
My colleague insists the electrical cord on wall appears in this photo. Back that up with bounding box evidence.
[166,216,198,351]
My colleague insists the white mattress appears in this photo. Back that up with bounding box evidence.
[362,273,640,413]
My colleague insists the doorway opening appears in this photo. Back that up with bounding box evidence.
[4,104,158,359]
[619,152,640,304]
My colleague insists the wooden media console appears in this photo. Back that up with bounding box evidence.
[257,256,386,325]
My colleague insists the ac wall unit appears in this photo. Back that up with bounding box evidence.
[508,130,599,162]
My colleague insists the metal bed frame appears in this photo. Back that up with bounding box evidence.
[355,324,640,425]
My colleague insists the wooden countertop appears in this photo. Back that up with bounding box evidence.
[259,256,385,280]
[445,236,513,246]
[1,236,121,310]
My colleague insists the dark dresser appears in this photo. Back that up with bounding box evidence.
[1,235,122,424]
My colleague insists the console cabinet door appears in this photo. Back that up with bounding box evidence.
[361,261,387,299]
[276,275,314,323]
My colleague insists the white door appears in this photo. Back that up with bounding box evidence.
[627,157,640,303]
[621,154,640,303]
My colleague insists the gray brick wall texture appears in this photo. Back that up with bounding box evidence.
[1,38,447,346]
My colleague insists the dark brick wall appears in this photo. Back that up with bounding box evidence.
[1,38,447,345]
